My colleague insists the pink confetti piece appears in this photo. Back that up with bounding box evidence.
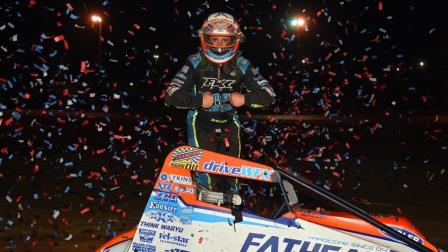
[80,208,90,215]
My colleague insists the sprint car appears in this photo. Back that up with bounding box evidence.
[97,146,440,252]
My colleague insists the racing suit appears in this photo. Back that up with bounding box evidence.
[165,51,276,190]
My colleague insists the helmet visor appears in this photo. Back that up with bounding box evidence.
[203,34,238,56]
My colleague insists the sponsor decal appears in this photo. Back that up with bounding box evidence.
[138,228,156,243]
[299,210,327,219]
[180,65,189,74]
[202,161,274,181]
[160,173,192,185]
[148,211,177,223]
[132,242,156,252]
[140,221,159,229]
[173,185,194,194]
[175,72,187,80]
[149,201,178,213]
[157,182,171,192]
[241,233,364,252]
[180,206,194,215]
[160,224,184,233]
[159,231,190,247]
[146,211,192,225]
[179,216,192,225]
[171,148,202,164]
[165,249,189,252]
[153,191,179,203]
[167,86,180,96]
[380,226,424,245]
[308,236,349,247]
[171,162,199,171]
[201,77,236,91]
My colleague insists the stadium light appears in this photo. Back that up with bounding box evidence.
[291,17,306,28]
[291,16,306,68]
[91,15,102,23]
[91,14,103,64]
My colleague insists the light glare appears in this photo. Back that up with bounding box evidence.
[91,15,102,23]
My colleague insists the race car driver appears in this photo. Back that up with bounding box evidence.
[165,12,276,191]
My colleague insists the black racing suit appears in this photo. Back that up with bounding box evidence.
[165,51,276,191]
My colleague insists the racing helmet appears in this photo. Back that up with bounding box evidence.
[199,12,244,64]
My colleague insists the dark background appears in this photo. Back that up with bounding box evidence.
[0,0,447,251]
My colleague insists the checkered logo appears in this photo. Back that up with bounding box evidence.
[171,147,203,164]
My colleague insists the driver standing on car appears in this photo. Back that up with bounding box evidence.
[164,12,276,191]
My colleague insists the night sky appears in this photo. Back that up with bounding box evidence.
[2,0,447,110]
[0,0,447,251]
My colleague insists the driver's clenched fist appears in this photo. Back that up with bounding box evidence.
[202,92,214,108]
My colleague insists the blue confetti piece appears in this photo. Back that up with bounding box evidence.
[106,223,111,235]
[44,140,53,149]
[33,44,44,53]
[64,186,70,193]
[123,159,131,166]
[357,88,364,96]
[69,13,79,20]
[40,33,51,39]
[45,6,55,11]
[33,194,39,199]
[11,111,21,120]
[317,98,324,106]
[68,145,77,151]
[49,50,58,58]
[58,64,69,70]
[196,8,205,15]
[84,183,93,189]
[64,162,73,167]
